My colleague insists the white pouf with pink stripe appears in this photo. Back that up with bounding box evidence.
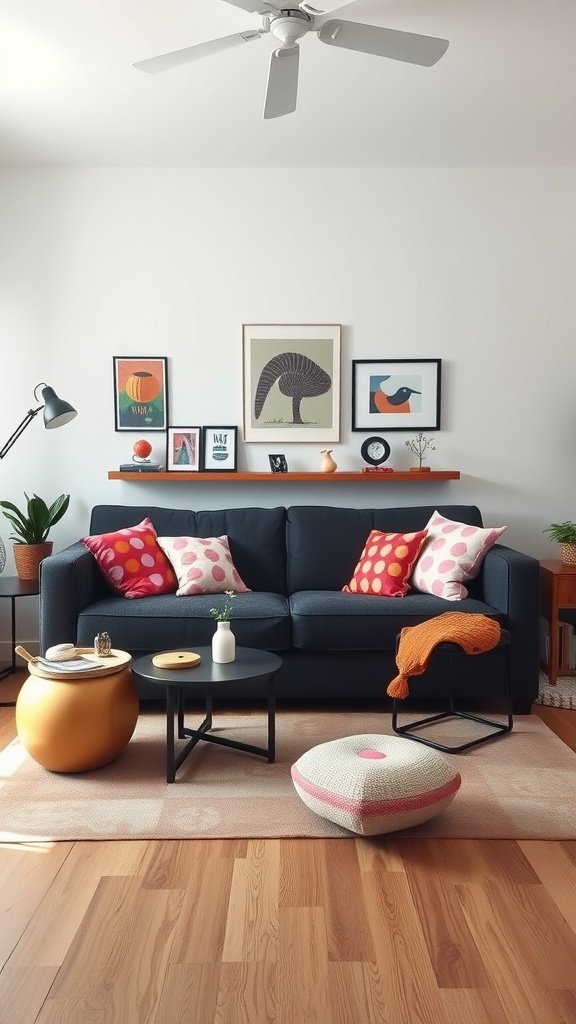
[291,735,461,836]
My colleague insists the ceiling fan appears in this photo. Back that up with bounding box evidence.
[133,0,449,119]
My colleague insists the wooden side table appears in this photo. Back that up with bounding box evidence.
[539,560,576,686]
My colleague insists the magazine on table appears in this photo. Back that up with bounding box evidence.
[35,656,105,673]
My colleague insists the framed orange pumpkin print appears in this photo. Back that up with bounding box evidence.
[113,356,168,431]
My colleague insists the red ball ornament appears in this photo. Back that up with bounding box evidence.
[133,439,152,460]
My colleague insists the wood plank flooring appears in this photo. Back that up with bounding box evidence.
[1,671,575,1023]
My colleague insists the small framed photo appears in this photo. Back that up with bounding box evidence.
[202,426,238,472]
[268,454,288,473]
[352,358,441,432]
[166,426,202,472]
[113,356,168,431]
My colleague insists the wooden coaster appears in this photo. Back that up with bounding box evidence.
[152,651,202,670]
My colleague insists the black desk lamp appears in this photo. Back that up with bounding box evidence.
[0,383,77,460]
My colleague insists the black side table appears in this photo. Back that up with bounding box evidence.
[0,576,40,706]
[391,628,513,753]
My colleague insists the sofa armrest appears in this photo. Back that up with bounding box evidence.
[480,544,540,708]
[39,543,100,654]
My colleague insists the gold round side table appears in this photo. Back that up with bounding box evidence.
[15,649,139,773]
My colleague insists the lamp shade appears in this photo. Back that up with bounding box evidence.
[40,386,77,429]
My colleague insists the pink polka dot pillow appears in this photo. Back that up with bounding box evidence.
[291,734,461,835]
[342,529,428,597]
[156,535,251,597]
[82,518,177,599]
[410,510,507,601]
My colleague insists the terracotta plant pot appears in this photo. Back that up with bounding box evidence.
[13,542,53,580]
[409,466,431,472]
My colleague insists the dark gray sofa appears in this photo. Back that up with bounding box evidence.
[39,503,540,712]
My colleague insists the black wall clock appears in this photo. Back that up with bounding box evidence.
[360,436,391,467]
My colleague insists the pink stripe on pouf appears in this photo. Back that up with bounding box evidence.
[290,766,461,816]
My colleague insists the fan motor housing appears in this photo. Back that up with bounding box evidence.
[270,10,311,46]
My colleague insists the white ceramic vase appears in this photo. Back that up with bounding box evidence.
[212,620,235,664]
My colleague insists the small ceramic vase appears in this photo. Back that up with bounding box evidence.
[320,450,337,473]
[212,621,236,664]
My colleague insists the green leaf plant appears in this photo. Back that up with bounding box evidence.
[0,492,70,544]
[543,521,576,544]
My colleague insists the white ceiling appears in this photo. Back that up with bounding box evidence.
[2,0,576,167]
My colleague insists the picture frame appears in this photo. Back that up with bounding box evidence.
[202,426,238,472]
[166,426,202,472]
[113,356,168,431]
[268,454,288,473]
[351,359,441,432]
[242,323,341,443]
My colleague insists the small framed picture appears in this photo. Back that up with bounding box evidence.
[166,427,202,472]
[113,356,168,431]
[268,454,288,473]
[202,426,238,472]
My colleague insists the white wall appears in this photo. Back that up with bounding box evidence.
[1,167,574,649]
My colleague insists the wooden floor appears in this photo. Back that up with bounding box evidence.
[1,672,575,1024]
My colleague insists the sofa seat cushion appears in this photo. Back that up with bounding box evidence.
[289,591,504,651]
[76,591,291,653]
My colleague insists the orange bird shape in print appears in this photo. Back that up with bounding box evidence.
[374,385,421,414]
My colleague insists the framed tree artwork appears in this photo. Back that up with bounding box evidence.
[242,324,341,443]
[113,356,168,431]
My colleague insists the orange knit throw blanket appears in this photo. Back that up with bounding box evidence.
[386,612,502,700]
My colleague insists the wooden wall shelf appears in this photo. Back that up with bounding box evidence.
[108,470,460,483]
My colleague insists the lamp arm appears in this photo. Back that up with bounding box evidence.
[0,405,43,460]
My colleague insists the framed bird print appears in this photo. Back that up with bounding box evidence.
[351,359,441,432]
[242,324,341,442]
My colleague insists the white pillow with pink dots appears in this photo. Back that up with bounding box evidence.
[156,535,251,597]
[410,511,506,601]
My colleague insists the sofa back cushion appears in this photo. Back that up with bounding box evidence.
[286,505,484,593]
[89,505,288,594]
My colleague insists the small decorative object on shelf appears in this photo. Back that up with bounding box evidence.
[119,439,161,473]
[360,436,391,469]
[132,439,152,462]
[543,521,576,565]
[269,454,288,473]
[405,432,436,471]
[94,631,112,657]
[320,450,337,473]
[210,591,236,664]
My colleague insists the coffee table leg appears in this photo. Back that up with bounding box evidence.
[268,674,276,763]
[166,687,176,784]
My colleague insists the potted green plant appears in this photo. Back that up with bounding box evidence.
[543,520,576,565]
[0,492,70,580]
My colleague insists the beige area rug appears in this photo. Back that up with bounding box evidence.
[1,710,575,843]
[535,669,576,709]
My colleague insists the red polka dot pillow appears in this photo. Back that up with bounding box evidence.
[342,529,428,598]
[82,518,177,599]
[156,535,251,597]
[410,510,507,601]
[291,734,461,835]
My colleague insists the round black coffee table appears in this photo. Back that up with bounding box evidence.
[132,646,282,782]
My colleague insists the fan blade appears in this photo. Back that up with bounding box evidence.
[299,1,350,14]
[317,20,449,66]
[221,0,281,13]
[263,45,299,119]
[133,30,261,74]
